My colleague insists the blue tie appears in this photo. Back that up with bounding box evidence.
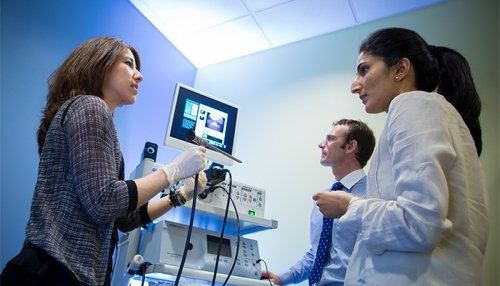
[308,181,343,285]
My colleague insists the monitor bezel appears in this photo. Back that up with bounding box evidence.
[164,82,240,166]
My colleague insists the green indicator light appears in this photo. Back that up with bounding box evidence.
[248,210,256,216]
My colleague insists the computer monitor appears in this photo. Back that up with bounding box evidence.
[164,83,240,166]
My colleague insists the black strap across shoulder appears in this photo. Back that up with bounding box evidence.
[60,96,80,128]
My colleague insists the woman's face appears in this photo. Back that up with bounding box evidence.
[351,52,399,113]
[102,48,143,111]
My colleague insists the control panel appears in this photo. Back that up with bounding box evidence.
[199,180,266,218]
[130,159,267,219]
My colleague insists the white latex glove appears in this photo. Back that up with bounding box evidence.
[179,171,208,202]
[161,146,206,185]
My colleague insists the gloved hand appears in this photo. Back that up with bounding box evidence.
[161,146,206,185]
[178,171,208,202]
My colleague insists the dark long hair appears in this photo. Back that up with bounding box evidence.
[36,37,141,154]
[359,27,482,156]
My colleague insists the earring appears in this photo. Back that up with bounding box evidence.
[395,76,400,81]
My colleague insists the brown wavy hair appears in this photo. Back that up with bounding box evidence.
[36,37,141,154]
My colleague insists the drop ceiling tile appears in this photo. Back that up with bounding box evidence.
[242,0,296,12]
[351,0,446,23]
[134,0,250,38]
[254,0,356,46]
[175,15,272,67]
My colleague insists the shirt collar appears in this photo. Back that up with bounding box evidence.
[337,169,365,191]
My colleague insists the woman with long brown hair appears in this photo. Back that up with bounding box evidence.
[1,37,207,286]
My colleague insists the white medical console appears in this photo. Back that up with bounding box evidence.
[139,220,261,279]
[112,157,278,286]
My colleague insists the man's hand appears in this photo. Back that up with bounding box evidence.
[313,191,354,218]
[261,270,282,285]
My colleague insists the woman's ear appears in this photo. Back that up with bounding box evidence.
[394,57,411,81]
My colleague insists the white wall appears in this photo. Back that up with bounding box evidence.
[195,0,499,285]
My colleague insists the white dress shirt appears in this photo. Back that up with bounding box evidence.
[279,170,367,285]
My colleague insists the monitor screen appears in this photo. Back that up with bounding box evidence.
[206,234,232,258]
[164,83,239,166]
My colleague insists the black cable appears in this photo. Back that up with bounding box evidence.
[210,170,233,286]
[256,259,273,286]
[139,262,152,286]
[201,182,241,285]
[222,183,240,286]
[173,173,200,286]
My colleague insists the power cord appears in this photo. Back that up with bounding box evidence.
[138,261,152,286]
[221,183,240,286]
[254,259,273,286]
[173,173,200,286]
[210,170,235,286]
[118,254,151,286]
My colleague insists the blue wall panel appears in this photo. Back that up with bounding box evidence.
[0,0,197,267]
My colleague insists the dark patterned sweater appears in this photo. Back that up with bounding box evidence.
[26,95,150,285]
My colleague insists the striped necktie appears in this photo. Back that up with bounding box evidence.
[308,181,344,285]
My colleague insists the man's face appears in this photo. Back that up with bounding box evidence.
[318,124,349,167]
